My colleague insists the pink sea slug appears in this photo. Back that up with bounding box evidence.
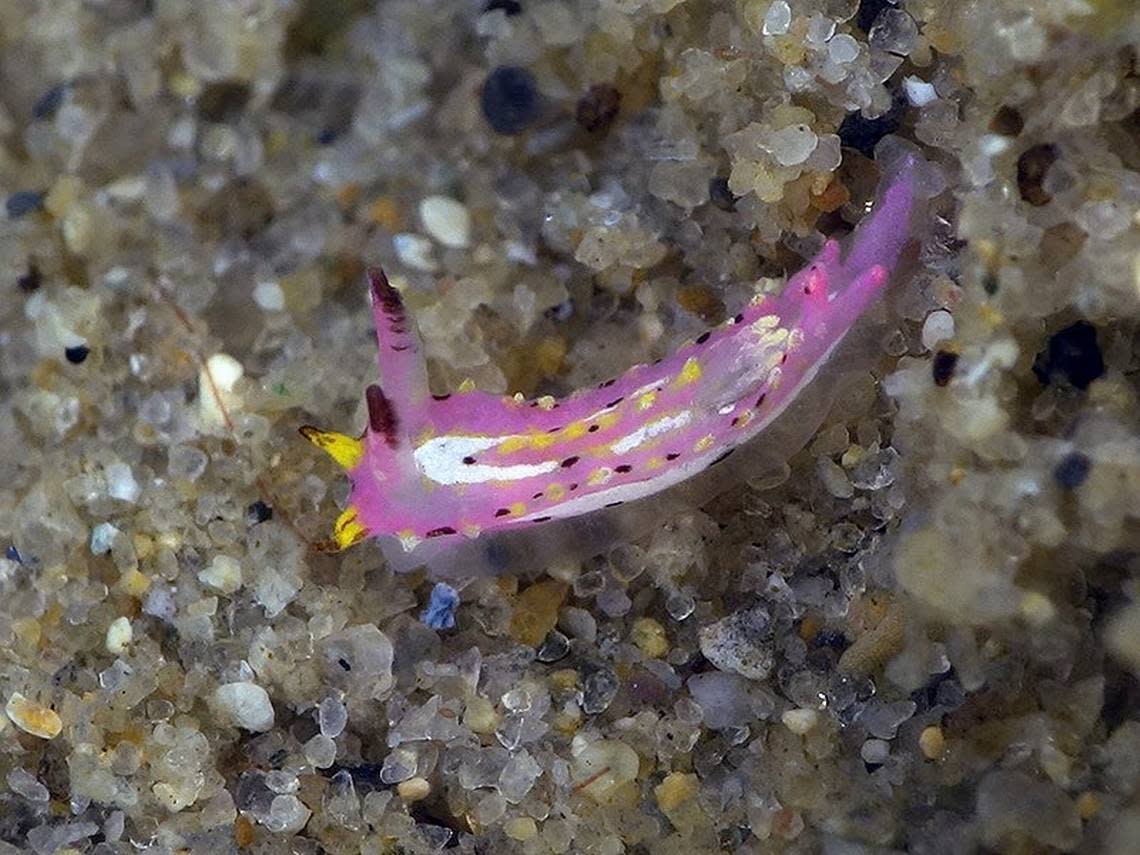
[302,157,919,576]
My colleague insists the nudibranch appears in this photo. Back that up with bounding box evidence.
[302,157,919,574]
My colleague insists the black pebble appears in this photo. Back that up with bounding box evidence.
[1054,453,1091,490]
[17,264,41,293]
[64,345,89,365]
[708,176,737,211]
[1032,320,1105,390]
[32,84,66,119]
[931,349,958,387]
[813,629,851,652]
[481,66,540,135]
[6,191,46,219]
[196,79,251,123]
[855,0,895,33]
[246,500,273,524]
[837,89,905,158]
[484,0,522,14]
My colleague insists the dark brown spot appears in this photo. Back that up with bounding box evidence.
[432,393,451,401]
[604,501,623,508]
[1017,143,1058,207]
[695,331,711,345]
[614,464,632,474]
[665,452,680,461]
[462,456,476,464]
[781,352,788,364]
[756,393,767,408]
[932,350,959,387]
[494,508,510,517]
[17,263,41,293]
[588,424,600,433]
[365,384,400,447]
[532,515,552,523]
[569,483,578,490]
[548,426,561,433]
[990,105,1024,137]
[533,492,544,500]
[733,313,744,324]
[605,397,624,408]
[576,84,621,134]
[561,456,579,468]
[600,378,617,387]
[426,526,457,538]
[392,345,411,352]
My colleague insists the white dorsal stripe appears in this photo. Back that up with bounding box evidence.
[413,434,558,485]
[609,411,693,455]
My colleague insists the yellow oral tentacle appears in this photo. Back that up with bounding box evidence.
[299,426,365,470]
[332,505,368,550]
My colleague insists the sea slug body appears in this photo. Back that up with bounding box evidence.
[302,157,919,573]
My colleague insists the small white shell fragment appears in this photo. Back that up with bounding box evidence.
[105,616,133,654]
[212,682,275,732]
[253,280,285,311]
[5,692,62,739]
[921,310,955,350]
[419,196,471,248]
[198,353,244,428]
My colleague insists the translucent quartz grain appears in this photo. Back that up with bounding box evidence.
[318,696,347,737]
[419,196,472,248]
[767,124,819,166]
[763,0,791,35]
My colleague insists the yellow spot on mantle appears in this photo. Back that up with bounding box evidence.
[299,426,364,470]
[598,411,621,430]
[509,502,527,516]
[753,314,780,331]
[545,483,567,501]
[693,434,714,453]
[497,429,556,454]
[757,327,790,348]
[676,357,702,387]
[563,421,588,439]
[637,391,657,411]
[587,467,613,486]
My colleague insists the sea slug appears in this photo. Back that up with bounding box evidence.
[303,157,919,575]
